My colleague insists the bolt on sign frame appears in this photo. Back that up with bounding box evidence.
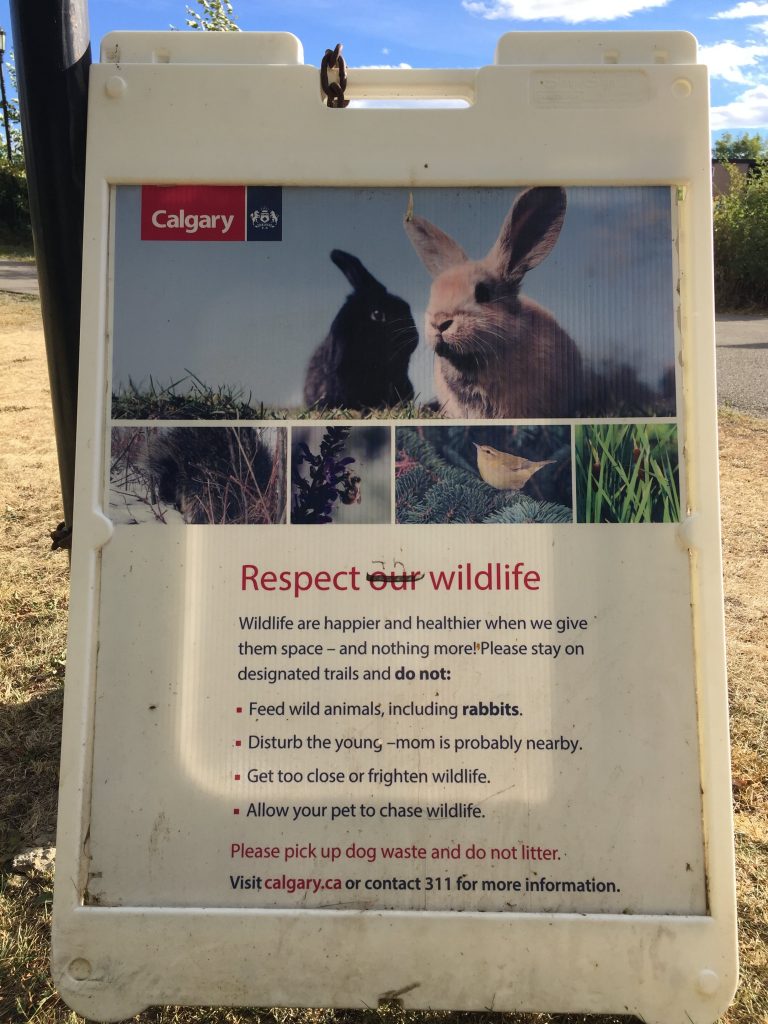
[53,30,737,1023]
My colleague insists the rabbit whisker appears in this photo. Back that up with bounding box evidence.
[391,338,419,357]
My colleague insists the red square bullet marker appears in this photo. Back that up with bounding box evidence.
[234,774,241,780]
[233,808,240,815]
[236,707,243,713]
[235,739,242,746]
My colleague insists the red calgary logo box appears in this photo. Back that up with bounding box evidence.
[141,185,245,241]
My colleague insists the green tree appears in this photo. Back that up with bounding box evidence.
[0,54,24,164]
[713,159,768,309]
[712,131,768,162]
[0,158,31,247]
[0,54,31,248]
[185,0,241,31]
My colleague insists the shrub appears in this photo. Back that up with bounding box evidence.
[713,161,768,310]
[0,160,31,247]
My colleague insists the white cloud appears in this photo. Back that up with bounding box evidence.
[713,2,768,17]
[462,0,669,23]
[357,63,413,69]
[699,40,768,82]
[711,84,768,126]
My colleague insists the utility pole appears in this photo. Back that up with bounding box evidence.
[9,1,91,545]
[0,28,12,161]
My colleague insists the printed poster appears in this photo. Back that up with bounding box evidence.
[88,184,705,914]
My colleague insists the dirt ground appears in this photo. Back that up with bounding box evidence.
[0,295,62,512]
[0,291,765,1024]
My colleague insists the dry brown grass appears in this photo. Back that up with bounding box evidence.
[0,291,70,1022]
[717,408,768,1023]
[0,289,765,1023]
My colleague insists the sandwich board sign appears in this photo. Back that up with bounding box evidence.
[53,30,738,1023]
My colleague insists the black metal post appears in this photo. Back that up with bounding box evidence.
[0,30,12,161]
[9,0,91,545]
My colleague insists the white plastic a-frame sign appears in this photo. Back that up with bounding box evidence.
[53,29,737,1023]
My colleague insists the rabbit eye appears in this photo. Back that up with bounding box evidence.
[474,282,492,304]
[370,309,386,322]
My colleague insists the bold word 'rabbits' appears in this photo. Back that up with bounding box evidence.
[304,249,419,411]
[405,187,583,418]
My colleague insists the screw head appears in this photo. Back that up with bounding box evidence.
[105,75,127,98]
[697,969,720,995]
[68,957,92,981]
[672,78,692,98]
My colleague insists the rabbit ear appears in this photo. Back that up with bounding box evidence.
[330,249,382,292]
[489,187,567,283]
[404,214,468,279]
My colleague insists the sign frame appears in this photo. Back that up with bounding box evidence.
[53,30,737,1023]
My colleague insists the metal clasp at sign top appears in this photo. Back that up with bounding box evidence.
[320,43,349,108]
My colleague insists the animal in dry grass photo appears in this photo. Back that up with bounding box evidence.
[109,426,286,525]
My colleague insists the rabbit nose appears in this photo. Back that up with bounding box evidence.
[437,319,454,334]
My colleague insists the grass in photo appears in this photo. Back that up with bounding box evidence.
[396,425,572,525]
[110,426,286,524]
[112,373,266,420]
[576,423,680,523]
[112,372,441,421]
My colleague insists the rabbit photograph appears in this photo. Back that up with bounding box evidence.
[405,187,582,418]
[405,186,676,419]
[303,249,418,410]
[110,185,678,420]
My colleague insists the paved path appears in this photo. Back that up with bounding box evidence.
[715,314,768,417]
[0,260,39,295]
[0,261,765,415]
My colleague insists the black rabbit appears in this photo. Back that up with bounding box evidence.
[304,249,419,410]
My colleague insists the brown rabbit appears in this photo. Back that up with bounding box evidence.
[405,187,583,418]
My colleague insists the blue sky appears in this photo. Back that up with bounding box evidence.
[1,0,767,134]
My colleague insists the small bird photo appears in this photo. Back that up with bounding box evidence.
[395,425,572,525]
